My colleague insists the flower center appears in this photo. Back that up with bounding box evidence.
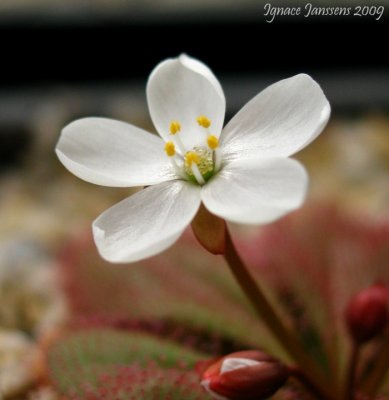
[164,116,221,185]
[184,147,214,184]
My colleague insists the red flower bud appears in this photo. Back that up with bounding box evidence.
[199,350,289,400]
[345,283,388,343]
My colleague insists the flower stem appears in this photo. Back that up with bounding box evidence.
[360,334,389,396]
[344,341,360,400]
[223,228,336,400]
[289,366,328,400]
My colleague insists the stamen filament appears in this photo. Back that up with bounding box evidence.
[191,163,205,185]
[173,135,187,155]
[214,148,222,172]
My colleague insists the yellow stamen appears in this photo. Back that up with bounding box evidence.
[185,151,200,167]
[196,115,211,128]
[164,141,176,157]
[170,121,181,135]
[207,135,219,150]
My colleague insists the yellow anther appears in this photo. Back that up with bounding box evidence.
[185,151,200,167]
[196,115,211,128]
[170,121,181,135]
[207,135,219,150]
[164,141,176,157]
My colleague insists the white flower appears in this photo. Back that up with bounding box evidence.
[56,55,330,263]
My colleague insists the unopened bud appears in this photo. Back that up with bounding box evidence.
[345,283,388,343]
[199,350,289,400]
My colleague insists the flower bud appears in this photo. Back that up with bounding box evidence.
[199,350,289,400]
[345,283,388,343]
[191,204,226,255]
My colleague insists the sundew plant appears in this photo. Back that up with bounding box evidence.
[52,55,388,400]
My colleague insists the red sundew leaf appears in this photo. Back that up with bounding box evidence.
[58,231,278,353]
[239,203,389,382]
[44,329,209,398]
[57,202,389,397]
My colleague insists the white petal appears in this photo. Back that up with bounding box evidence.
[220,358,261,375]
[93,180,201,263]
[201,158,308,224]
[56,117,176,187]
[221,74,330,161]
[147,54,226,152]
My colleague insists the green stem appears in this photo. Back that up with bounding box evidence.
[344,341,360,400]
[223,228,337,400]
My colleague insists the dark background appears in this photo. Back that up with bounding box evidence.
[0,7,388,168]
[1,14,388,87]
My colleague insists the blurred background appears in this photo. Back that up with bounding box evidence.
[0,0,388,399]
